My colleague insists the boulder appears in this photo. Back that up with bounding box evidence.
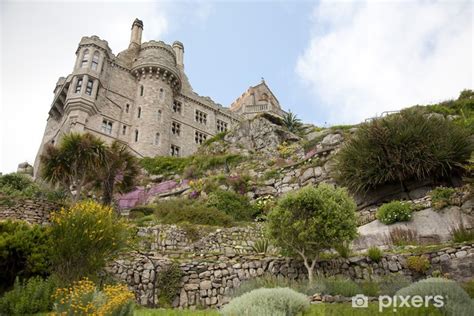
[353,207,474,250]
[321,133,343,146]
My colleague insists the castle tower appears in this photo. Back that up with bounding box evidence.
[129,18,143,48]
[129,41,182,157]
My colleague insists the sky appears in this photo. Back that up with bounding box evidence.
[0,0,472,174]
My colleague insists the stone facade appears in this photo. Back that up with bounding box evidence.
[108,243,474,308]
[34,19,287,175]
[0,198,61,225]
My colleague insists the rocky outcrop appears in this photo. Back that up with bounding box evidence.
[224,116,300,156]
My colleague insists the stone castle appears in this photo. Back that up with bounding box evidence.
[34,19,286,172]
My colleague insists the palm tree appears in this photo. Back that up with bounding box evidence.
[40,133,105,202]
[99,140,140,205]
[282,110,303,134]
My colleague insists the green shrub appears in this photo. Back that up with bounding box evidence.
[266,184,358,283]
[222,287,309,316]
[140,154,243,177]
[156,263,183,307]
[334,241,351,258]
[367,246,383,262]
[335,109,472,193]
[430,187,457,210]
[359,280,380,297]
[225,174,252,194]
[50,200,131,284]
[202,131,228,146]
[0,173,67,205]
[154,198,234,227]
[134,215,156,227]
[0,221,51,292]
[140,156,190,176]
[461,280,474,298]
[206,189,256,221]
[230,274,316,298]
[179,222,202,242]
[376,201,412,224]
[396,277,474,316]
[0,276,56,315]
[376,274,411,296]
[324,276,361,297]
[406,255,431,273]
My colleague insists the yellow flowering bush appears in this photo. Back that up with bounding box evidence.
[52,278,135,316]
[50,200,131,283]
[277,142,298,159]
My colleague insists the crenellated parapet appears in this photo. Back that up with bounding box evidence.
[76,35,113,58]
[131,66,181,93]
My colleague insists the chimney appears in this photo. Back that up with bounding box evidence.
[129,18,143,48]
[172,41,184,68]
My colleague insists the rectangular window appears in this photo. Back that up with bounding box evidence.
[195,131,207,145]
[217,119,228,133]
[171,121,181,136]
[122,125,127,135]
[155,132,160,145]
[101,119,113,135]
[170,144,180,157]
[75,78,83,93]
[85,80,93,95]
[173,100,182,114]
[195,110,207,125]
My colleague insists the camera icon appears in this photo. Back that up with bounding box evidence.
[352,294,369,308]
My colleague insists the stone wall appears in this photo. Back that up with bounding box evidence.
[137,224,264,255]
[0,198,60,225]
[108,243,474,309]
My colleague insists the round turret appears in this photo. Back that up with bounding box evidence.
[131,40,181,93]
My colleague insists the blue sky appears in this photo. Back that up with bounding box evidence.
[1,0,472,173]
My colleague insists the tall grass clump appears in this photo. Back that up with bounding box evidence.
[334,109,472,193]
[222,287,309,316]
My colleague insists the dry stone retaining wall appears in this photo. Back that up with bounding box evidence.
[0,198,60,225]
[137,224,264,255]
[108,243,474,309]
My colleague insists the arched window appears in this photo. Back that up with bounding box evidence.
[157,109,162,121]
[154,132,160,145]
[135,130,139,142]
[137,107,142,118]
[159,88,164,100]
[91,51,100,70]
[125,104,130,113]
[81,49,89,68]
[140,85,144,96]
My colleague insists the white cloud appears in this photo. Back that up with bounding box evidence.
[296,0,473,124]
